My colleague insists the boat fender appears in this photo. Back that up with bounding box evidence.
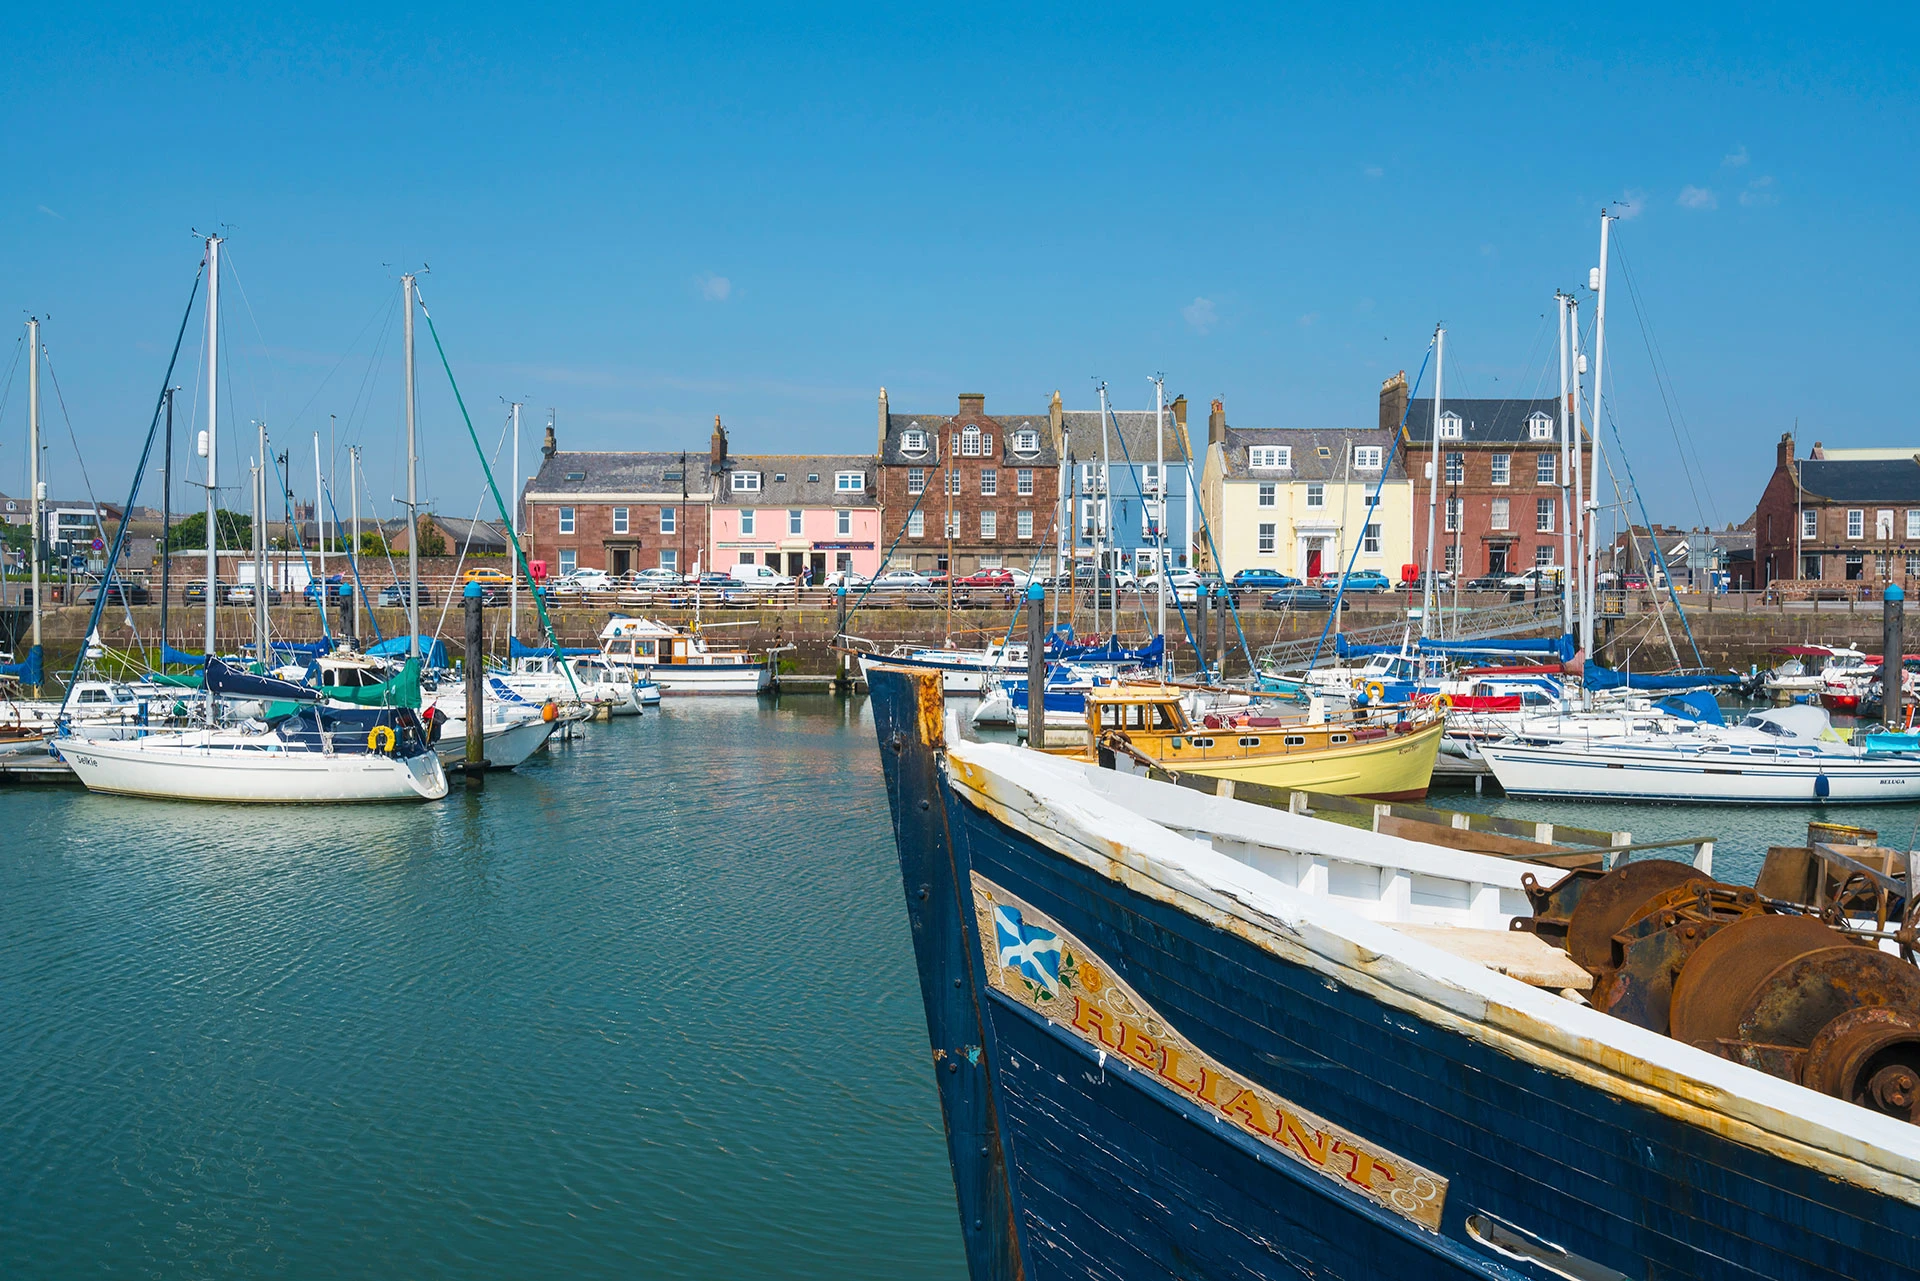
[1815,772,1831,800]
[1433,693,1453,712]
[1366,681,1386,704]
[367,724,398,754]
[542,701,559,723]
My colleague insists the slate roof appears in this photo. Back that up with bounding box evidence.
[1798,457,1920,503]
[880,412,1058,466]
[715,454,877,507]
[1402,397,1564,445]
[1058,411,1195,469]
[525,451,713,496]
[1217,427,1409,483]
[431,516,510,551]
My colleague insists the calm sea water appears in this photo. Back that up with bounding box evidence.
[0,698,967,1280]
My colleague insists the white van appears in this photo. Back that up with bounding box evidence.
[728,563,794,589]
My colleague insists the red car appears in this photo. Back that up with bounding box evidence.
[954,569,1015,589]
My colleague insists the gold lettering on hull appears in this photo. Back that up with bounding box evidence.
[974,873,1448,1232]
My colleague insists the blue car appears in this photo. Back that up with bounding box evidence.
[302,573,355,603]
[1230,568,1301,593]
[1330,570,1391,593]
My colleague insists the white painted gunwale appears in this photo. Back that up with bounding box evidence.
[942,726,1920,1203]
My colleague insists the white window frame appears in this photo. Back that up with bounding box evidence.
[611,506,629,534]
[901,429,928,456]
[961,426,982,457]
[1016,468,1033,496]
[1444,452,1464,484]
[1536,453,1556,485]
[731,471,761,493]
[945,511,961,539]
[1257,522,1277,555]
[558,506,575,535]
[1437,411,1463,440]
[1142,463,1162,492]
[1878,509,1895,540]
[1257,482,1276,508]
[1445,497,1462,533]
[1490,454,1511,486]
[907,468,925,496]
[946,470,962,496]
[788,509,803,536]
[1528,413,1554,441]
[740,510,756,536]
[907,510,924,538]
[980,469,998,496]
[1352,446,1382,470]
[835,472,864,493]
[558,548,577,574]
[837,509,852,536]
[980,510,997,540]
[1362,523,1381,554]
[1443,545,1461,573]
[1803,508,1818,539]
[1305,483,1325,509]
[660,506,676,534]
[1012,429,1039,455]
[1848,509,1864,539]
[1535,544,1555,568]
[1017,510,1033,540]
[1908,511,1920,540]
[1536,497,1555,533]
[1248,445,1291,470]
[1490,497,1510,531]
[659,548,677,573]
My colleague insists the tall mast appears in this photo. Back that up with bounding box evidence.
[349,446,361,642]
[314,431,325,578]
[204,235,221,683]
[1096,381,1111,634]
[254,424,268,661]
[1421,326,1443,636]
[403,272,420,659]
[1556,293,1574,637]
[1570,298,1586,650]
[1153,375,1166,651]
[510,401,521,640]
[26,319,41,653]
[1583,214,1613,658]
[161,386,174,653]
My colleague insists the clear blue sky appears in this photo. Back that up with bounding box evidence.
[4,5,1914,533]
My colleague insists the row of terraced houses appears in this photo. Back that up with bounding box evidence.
[517,379,1606,584]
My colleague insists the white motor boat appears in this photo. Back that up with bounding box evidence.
[598,617,772,694]
[506,653,657,712]
[58,703,448,802]
[428,706,560,769]
[1479,704,1920,804]
[857,640,1029,696]
[1760,645,1867,698]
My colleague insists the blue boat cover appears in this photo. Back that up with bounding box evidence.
[1048,634,1165,665]
[509,635,598,659]
[1582,663,1744,691]
[268,639,334,659]
[160,643,205,668]
[367,635,450,669]
[1654,690,1726,726]
[205,656,318,703]
[0,645,43,685]
[1335,634,1576,661]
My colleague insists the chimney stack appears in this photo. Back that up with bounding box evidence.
[1379,370,1409,433]
[541,413,557,460]
[877,387,889,455]
[1811,440,1825,460]
[1776,432,1794,469]
[710,415,728,470]
[958,392,986,420]
[1047,390,1064,454]
[1208,398,1227,449]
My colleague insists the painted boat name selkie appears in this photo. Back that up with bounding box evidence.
[972,873,1448,1232]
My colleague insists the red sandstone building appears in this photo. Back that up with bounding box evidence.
[1388,372,1590,581]
[520,418,714,579]
[1752,434,1920,587]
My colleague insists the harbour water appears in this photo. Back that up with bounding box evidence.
[0,698,966,1279]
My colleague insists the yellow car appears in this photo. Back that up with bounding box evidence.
[460,567,512,586]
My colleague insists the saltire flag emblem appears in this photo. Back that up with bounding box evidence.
[994,904,1063,995]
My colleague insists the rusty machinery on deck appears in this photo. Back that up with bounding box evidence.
[1517,822,1920,1125]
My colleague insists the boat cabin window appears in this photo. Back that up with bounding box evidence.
[1098,702,1179,732]
[1330,734,1349,744]
[79,688,107,704]
[1237,736,1261,747]
[1284,735,1306,746]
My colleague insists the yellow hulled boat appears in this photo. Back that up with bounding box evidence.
[1043,685,1444,800]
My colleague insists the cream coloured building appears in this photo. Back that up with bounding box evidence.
[1200,419,1414,580]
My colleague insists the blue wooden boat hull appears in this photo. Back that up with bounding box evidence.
[869,666,1920,1280]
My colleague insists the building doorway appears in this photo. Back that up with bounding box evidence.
[1487,544,1510,576]
[609,548,632,577]
[809,552,827,584]
[785,551,807,578]
[1305,541,1323,579]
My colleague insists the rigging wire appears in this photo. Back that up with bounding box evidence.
[1611,233,1718,529]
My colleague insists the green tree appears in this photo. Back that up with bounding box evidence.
[415,515,446,557]
[357,529,389,556]
[166,509,253,551]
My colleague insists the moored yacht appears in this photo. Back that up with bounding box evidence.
[598,616,772,694]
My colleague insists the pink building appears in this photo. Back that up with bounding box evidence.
[706,454,882,582]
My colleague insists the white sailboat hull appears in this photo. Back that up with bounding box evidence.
[1479,739,1920,804]
[856,652,999,694]
[620,662,769,694]
[57,734,449,802]
[433,715,559,769]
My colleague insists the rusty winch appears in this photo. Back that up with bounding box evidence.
[1517,822,1920,1124]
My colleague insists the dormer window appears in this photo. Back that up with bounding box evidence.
[1248,446,1290,470]
[731,471,761,492]
[901,429,928,455]
[961,426,982,457]
[807,473,819,483]
[1352,445,1382,469]
[1012,429,1039,455]
[1437,411,1464,440]
[1528,412,1555,441]
[773,473,787,483]
[835,472,864,492]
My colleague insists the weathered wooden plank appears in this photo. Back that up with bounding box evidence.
[1375,813,1605,868]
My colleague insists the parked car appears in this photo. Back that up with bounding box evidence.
[728,563,794,589]
[1263,587,1341,611]
[302,573,355,603]
[181,579,231,605]
[822,570,873,590]
[1230,568,1301,593]
[227,583,284,606]
[1072,564,1140,592]
[954,568,1015,589]
[550,568,614,595]
[872,570,936,590]
[1501,567,1565,591]
[1464,573,1510,592]
[460,567,513,596]
[376,582,435,608]
[628,567,682,589]
[1397,570,1453,591]
[1328,569,1392,593]
[684,571,736,588]
[1623,573,1650,591]
[79,577,151,606]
